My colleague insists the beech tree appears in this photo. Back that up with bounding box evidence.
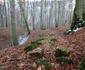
[4,0,8,27]
[40,0,45,29]
[71,0,85,30]
[10,0,18,46]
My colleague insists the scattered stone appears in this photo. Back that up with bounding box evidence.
[50,38,56,42]
[24,44,37,52]
[55,46,70,57]
[24,41,42,52]
[31,41,42,46]
[35,59,51,69]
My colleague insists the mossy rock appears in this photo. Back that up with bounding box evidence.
[31,41,36,44]
[80,56,85,70]
[35,59,51,69]
[50,38,56,42]
[31,41,42,46]
[55,46,70,57]
[29,48,44,56]
[56,57,72,64]
[24,44,38,52]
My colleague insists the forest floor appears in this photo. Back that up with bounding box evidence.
[0,24,85,70]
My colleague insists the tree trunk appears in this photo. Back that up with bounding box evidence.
[4,0,8,27]
[0,1,4,27]
[54,0,58,27]
[71,0,84,30]
[18,0,30,35]
[40,0,45,29]
[32,0,36,30]
[10,0,18,46]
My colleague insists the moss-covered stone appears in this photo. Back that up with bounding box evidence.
[24,44,38,52]
[24,38,43,53]
[35,59,51,69]
[50,38,56,42]
[31,41,42,46]
[55,46,70,57]
[56,57,72,64]
[80,56,85,70]
[29,48,44,56]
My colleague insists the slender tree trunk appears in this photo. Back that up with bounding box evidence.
[18,0,30,35]
[49,1,53,28]
[1,1,4,27]
[10,0,18,46]
[32,0,36,30]
[40,0,45,28]
[0,4,1,27]
[4,0,8,27]
[54,0,58,28]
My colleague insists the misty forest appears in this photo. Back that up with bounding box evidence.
[0,0,85,70]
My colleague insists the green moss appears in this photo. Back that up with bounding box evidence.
[80,56,85,70]
[24,39,42,52]
[50,38,56,42]
[56,57,72,64]
[35,59,51,69]
[55,46,70,57]
[24,44,37,52]
[31,41,36,44]
[36,42,42,46]
[31,41,42,46]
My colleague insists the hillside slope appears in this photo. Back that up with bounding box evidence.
[0,25,85,70]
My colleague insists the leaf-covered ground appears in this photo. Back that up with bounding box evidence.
[0,24,85,70]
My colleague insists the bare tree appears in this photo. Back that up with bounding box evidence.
[32,0,36,30]
[10,0,18,46]
[4,0,8,27]
[18,0,30,35]
[40,0,45,29]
